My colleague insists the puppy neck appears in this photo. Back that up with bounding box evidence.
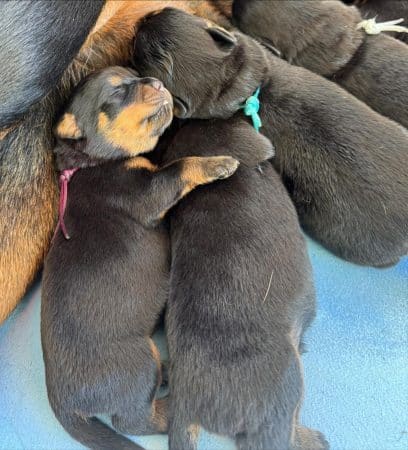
[54,138,124,171]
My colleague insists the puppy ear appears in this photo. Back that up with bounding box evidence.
[206,26,237,50]
[173,97,190,119]
[259,38,282,58]
[55,113,83,140]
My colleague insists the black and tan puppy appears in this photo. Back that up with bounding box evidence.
[232,0,408,129]
[41,66,238,450]
[160,116,327,450]
[133,8,408,267]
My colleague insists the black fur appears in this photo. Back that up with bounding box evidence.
[133,7,408,267]
[232,0,408,129]
[42,67,238,450]
[160,116,327,450]
[0,0,104,127]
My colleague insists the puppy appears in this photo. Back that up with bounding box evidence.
[160,116,327,450]
[133,8,408,268]
[41,66,238,450]
[232,0,408,129]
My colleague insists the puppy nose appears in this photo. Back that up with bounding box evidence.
[151,80,164,91]
[141,77,164,92]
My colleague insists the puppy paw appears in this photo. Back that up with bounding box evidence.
[294,426,329,450]
[201,156,239,181]
[181,156,239,190]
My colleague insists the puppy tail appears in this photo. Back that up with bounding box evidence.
[55,412,145,450]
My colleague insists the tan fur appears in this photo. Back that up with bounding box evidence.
[148,338,167,433]
[0,126,15,140]
[0,121,57,322]
[181,156,215,190]
[151,398,168,433]
[97,102,159,154]
[0,0,229,323]
[55,113,82,139]
[148,338,162,369]
[180,155,237,196]
[208,0,233,18]
[187,423,201,445]
[125,156,157,172]
[108,75,123,87]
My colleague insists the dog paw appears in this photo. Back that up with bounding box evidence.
[203,156,239,181]
[294,426,329,450]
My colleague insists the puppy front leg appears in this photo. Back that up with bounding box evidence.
[135,156,239,227]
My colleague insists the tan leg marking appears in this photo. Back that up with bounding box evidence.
[151,397,168,433]
[180,156,239,197]
[188,424,201,446]
[148,338,162,369]
[125,157,157,171]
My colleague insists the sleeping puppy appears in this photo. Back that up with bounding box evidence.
[232,0,408,129]
[161,116,327,450]
[351,0,408,43]
[41,66,238,450]
[133,8,408,267]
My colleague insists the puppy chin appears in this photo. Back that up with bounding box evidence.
[154,105,174,135]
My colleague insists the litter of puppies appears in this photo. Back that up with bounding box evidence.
[0,1,406,449]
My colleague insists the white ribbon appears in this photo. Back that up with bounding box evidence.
[357,17,408,35]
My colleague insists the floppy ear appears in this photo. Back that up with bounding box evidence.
[55,113,83,140]
[206,26,237,50]
[259,38,282,58]
[173,97,190,119]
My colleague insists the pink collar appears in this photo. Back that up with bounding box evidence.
[53,168,79,240]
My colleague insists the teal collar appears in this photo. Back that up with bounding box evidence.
[241,87,262,132]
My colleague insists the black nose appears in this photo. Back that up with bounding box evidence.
[140,77,164,92]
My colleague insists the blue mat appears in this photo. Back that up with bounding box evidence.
[0,239,407,450]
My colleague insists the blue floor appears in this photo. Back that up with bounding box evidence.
[0,239,407,450]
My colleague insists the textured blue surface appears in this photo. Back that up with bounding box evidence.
[0,239,407,450]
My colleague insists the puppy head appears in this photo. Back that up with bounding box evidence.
[54,66,173,165]
[133,8,268,120]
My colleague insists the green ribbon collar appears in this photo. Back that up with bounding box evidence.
[241,87,262,132]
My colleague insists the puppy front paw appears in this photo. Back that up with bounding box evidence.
[203,156,240,181]
[181,156,239,189]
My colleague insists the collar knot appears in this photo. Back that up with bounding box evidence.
[242,87,262,132]
[357,17,408,35]
[53,168,79,241]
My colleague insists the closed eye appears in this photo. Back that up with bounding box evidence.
[110,85,128,101]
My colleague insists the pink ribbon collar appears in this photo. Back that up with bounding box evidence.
[53,168,79,240]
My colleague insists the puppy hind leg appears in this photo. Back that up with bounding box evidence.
[112,397,168,436]
[292,426,329,450]
[237,425,329,450]
[236,426,290,450]
[169,420,200,450]
[112,339,167,435]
